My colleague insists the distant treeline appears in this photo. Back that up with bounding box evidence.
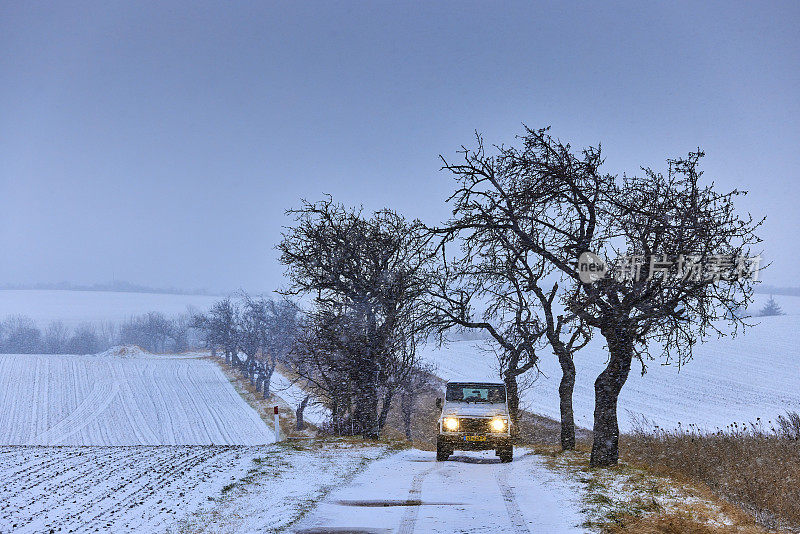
[754,285,800,297]
[0,311,203,355]
[0,280,216,296]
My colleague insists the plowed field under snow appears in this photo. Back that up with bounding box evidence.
[0,351,274,445]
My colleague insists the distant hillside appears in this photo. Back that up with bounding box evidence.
[754,285,800,297]
[0,289,219,328]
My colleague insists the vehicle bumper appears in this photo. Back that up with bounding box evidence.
[438,434,512,451]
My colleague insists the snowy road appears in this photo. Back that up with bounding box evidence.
[293,448,588,534]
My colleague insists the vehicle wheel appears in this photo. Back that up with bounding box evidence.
[498,447,513,463]
[436,443,450,461]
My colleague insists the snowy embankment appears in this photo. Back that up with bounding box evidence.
[0,348,274,445]
[0,289,218,328]
[421,294,800,432]
[270,371,330,427]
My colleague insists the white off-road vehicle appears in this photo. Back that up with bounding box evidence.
[436,381,513,462]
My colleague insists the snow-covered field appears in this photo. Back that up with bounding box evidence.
[0,442,390,534]
[421,294,800,432]
[0,289,219,328]
[0,349,274,445]
[0,445,256,533]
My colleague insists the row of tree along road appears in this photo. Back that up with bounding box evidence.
[189,126,765,467]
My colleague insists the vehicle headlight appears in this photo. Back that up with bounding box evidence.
[490,418,507,432]
[443,417,459,431]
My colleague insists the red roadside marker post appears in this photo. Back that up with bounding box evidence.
[273,406,280,441]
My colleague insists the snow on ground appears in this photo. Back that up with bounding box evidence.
[0,445,258,533]
[421,297,800,432]
[270,371,331,428]
[0,442,393,534]
[1,440,590,534]
[181,441,391,534]
[0,351,274,445]
[0,289,219,328]
[293,447,588,534]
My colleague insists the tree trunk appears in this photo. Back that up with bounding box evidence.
[262,365,275,399]
[503,371,520,430]
[330,401,339,434]
[230,350,242,369]
[354,379,379,439]
[556,345,577,450]
[360,313,380,440]
[296,394,310,431]
[400,391,413,441]
[590,329,633,467]
[361,391,380,439]
[377,388,395,432]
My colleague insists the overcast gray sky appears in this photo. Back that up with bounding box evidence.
[1,1,798,293]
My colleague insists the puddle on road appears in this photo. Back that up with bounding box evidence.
[446,455,501,464]
[334,499,462,507]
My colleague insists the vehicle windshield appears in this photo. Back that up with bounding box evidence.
[445,383,506,403]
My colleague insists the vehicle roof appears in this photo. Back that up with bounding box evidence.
[446,381,505,386]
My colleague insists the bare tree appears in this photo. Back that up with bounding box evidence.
[119,312,173,353]
[260,298,299,398]
[96,321,117,351]
[570,152,763,466]
[0,315,41,354]
[398,361,438,441]
[237,293,268,385]
[426,247,548,432]
[438,127,762,465]
[287,309,359,433]
[66,323,100,355]
[167,312,194,353]
[194,298,240,367]
[233,294,300,398]
[43,321,69,354]
[431,130,595,449]
[278,198,432,439]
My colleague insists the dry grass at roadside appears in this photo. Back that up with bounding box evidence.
[621,413,800,533]
[536,444,768,534]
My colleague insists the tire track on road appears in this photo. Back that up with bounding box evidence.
[496,451,535,534]
[396,463,442,534]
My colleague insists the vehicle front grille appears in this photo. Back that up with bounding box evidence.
[459,418,490,433]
